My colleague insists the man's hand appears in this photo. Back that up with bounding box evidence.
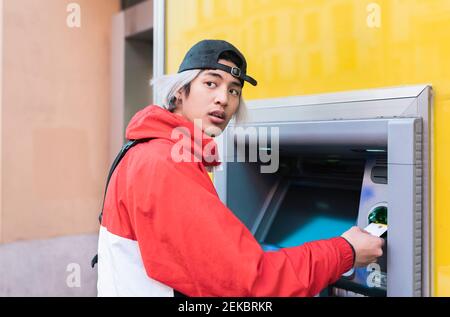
[341,226,384,267]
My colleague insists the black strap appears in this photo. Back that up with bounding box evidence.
[174,290,187,297]
[98,138,153,224]
[213,63,257,86]
[90,254,98,268]
[91,138,152,268]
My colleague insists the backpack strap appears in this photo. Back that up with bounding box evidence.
[91,138,152,268]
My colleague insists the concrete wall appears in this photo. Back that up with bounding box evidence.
[0,0,120,296]
[0,234,98,296]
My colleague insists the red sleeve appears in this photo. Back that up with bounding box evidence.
[127,149,354,297]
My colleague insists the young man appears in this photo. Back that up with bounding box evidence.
[96,39,384,296]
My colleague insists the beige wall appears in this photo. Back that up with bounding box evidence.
[1,0,120,243]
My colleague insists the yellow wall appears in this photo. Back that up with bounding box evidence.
[166,0,450,296]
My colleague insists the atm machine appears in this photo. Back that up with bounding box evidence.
[214,85,432,297]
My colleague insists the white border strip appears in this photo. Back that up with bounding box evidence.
[153,0,165,105]
[0,0,3,242]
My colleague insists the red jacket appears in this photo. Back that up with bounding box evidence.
[97,105,354,297]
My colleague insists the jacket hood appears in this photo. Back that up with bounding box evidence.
[126,105,221,167]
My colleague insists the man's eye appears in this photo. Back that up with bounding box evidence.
[230,89,241,96]
[205,82,217,88]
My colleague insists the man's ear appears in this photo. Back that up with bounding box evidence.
[175,89,183,103]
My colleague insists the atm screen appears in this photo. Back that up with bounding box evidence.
[262,184,360,248]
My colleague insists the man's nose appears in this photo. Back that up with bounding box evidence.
[214,87,228,106]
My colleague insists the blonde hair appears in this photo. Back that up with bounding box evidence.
[150,71,248,124]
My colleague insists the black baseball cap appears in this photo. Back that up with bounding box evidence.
[178,39,257,86]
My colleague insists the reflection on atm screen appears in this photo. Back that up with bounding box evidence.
[261,185,359,248]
